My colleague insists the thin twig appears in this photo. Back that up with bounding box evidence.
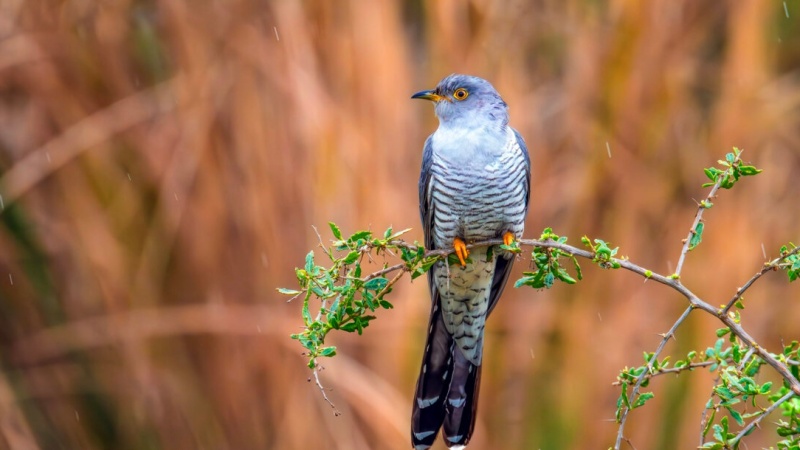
[312,367,341,416]
[698,379,721,446]
[362,263,406,281]
[614,305,694,449]
[611,361,716,386]
[675,183,723,276]
[374,268,407,301]
[722,245,800,314]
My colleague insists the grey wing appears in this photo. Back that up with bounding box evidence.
[487,128,531,316]
[418,136,436,251]
[413,136,457,448]
[514,128,531,212]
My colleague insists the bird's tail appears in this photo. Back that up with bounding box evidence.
[411,300,482,449]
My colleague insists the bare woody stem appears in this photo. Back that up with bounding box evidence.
[721,245,800,314]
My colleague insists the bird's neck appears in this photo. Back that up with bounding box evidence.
[431,122,510,162]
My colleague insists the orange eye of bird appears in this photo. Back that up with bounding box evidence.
[453,88,469,100]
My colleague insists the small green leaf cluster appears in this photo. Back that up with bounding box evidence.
[773,387,800,448]
[582,236,621,269]
[284,223,415,369]
[400,244,439,280]
[772,342,800,448]
[615,351,701,422]
[499,238,522,254]
[779,243,800,282]
[702,147,762,189]
[778,340,800,381]
[701,416,736,450]
[514,228,582,289]
[699,332,785,448]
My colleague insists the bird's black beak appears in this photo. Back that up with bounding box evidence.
[411,89,445,102]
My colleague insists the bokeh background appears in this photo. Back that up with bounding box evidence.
[1,1,799,449]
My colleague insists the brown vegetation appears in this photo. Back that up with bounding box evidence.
[1,1,799,449]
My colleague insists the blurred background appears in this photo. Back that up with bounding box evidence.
[0,1,799,449]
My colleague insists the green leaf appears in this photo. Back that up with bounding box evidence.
[689,222,704,250]
[544,272,555,288]
[716,386,734,400]
[364,277,389,291]
[305,251,315,273]
[412,257,438,280]
[349,231,372,243]
[716,328,730,338]
[277,288,301,295]
[555,268,577,284]
[446,253,472,266]
[379,299,393,309]
[738,165,762,176]
[572,257,583,281]
[328,315,339,329]
[776,426,799,437]
[340,322,358,332]
[632,392,654,409]
[703,409,717,438]
[727,407,744,426]
[329,222,343,240]
[302,297,312,326]
[704,167,719,181]
[343,250,359,265]
[619,385,630,409]
[319,346,337,357]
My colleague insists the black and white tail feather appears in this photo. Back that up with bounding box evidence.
[410,255,515,449]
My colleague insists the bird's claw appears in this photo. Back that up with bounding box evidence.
[503,231,515,247]
[453,237,469,267]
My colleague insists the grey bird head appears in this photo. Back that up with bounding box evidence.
[411,74,509,128]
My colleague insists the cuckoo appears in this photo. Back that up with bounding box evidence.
[411,74,531,449]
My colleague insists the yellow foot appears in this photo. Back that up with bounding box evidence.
[453,237,469,268]
[503,231,515,246]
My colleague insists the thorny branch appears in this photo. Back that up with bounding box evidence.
[721,245,800,314]
[350,235,800,447]
[343,235,800,400]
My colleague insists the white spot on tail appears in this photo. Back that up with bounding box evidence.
[448,396,466,408]
[417,395,439,408]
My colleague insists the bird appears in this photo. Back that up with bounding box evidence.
[410,74,531,449]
